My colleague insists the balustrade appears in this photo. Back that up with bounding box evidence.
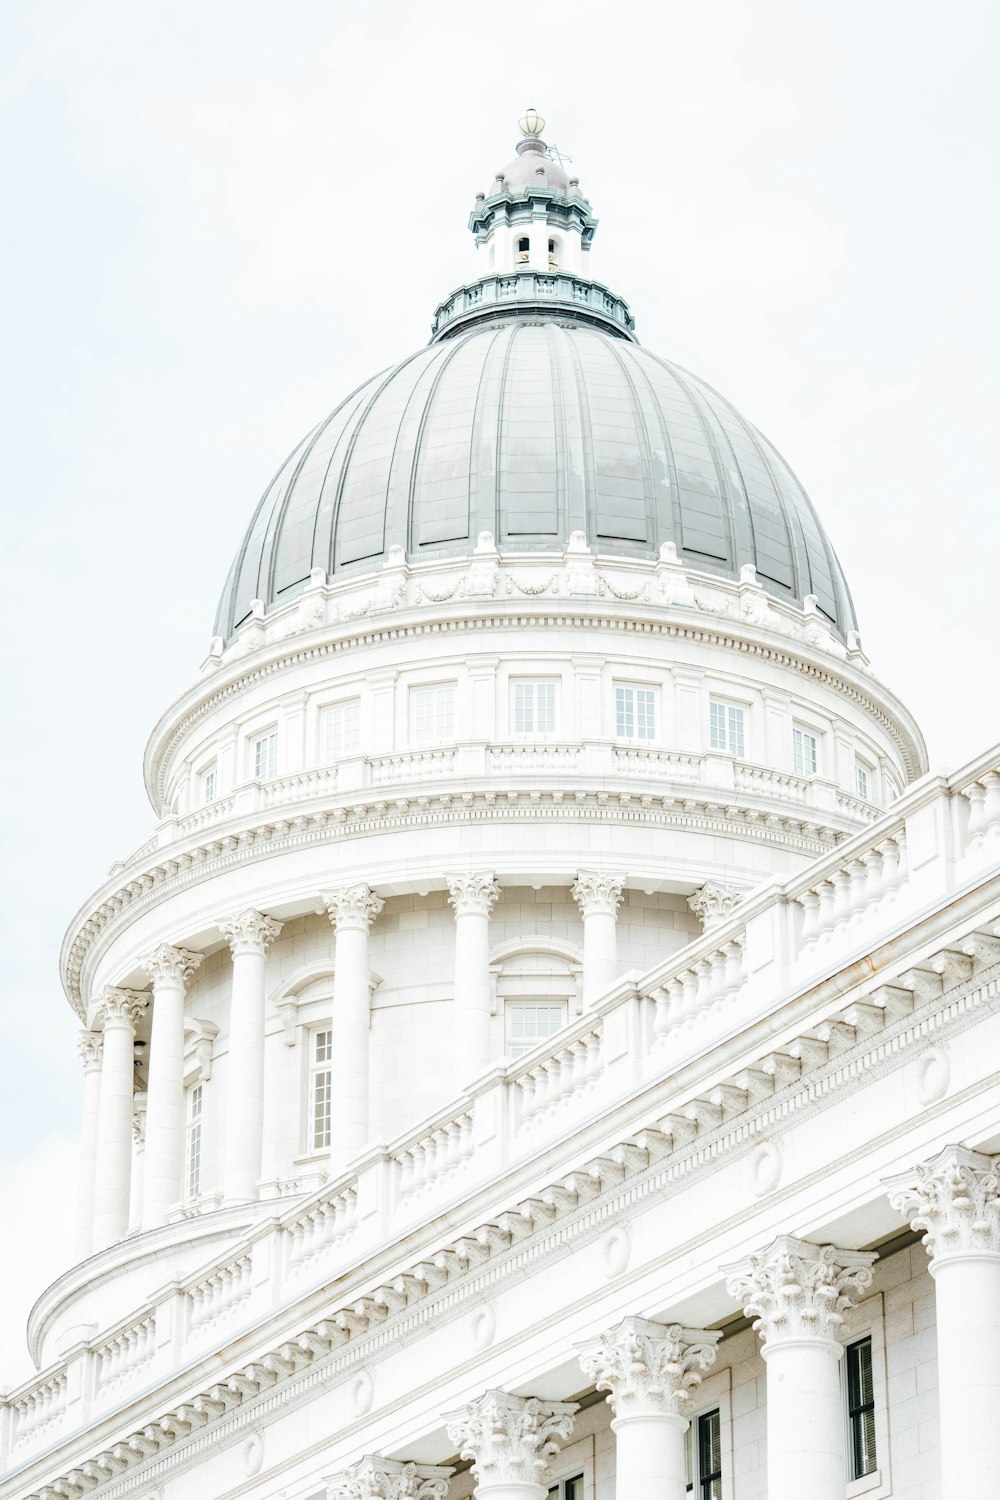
[513,1025,603,1127]
[94,1317,156,1392]
[393,1113,474,1203]
[368,749,456,785]
[187,1255,253,1333]
[12,1375,67,1446]
[652,935,746,1044]
[284,1186,359,1273]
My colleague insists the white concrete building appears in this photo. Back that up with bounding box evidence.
[3,111,999,1500]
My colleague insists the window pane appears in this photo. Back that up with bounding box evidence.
[325,699,361,759]
[710,700,744,756]
[856,764,869,799]
[793,727,818,776]
[513,681,557,736]
[203,768,216,804]
[412,684,456,743]
[616,685,633,738]
[847,1338,877,1478]
[254,731,277,780]
[506,1002,567,1058]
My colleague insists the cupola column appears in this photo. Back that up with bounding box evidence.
[92,989,148,1248]
[322,885,383,1169]
[74,1030,104,1256]
[578,1318,721,1499]
[218,909,283,1203]
[572,871,625,1005]
[325,1456,454,1499]
[886,1144,1000,1498]
[724,1235,876,1500]
[445,1390,578,1500]
[447,873,501,1080]
[140,944,203,1227]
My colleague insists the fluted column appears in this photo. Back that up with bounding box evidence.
[74,1030,103,1257]
[725,1235,876,1500]
[886,1144,1000,1499]
[445,1390,577,1500]
[325,1455,454,1499]
[578,1317,721,1499]
[572,871,624,1004]
[322,884,383,1169]
[92,989,148,1248]
[218,908,282,1203]
[447,872,500,1080]
[140,943,202,1227]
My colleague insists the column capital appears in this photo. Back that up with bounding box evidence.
[447,872,501,918]
[218,908,283,957]
[139,943,203,988]
[687,880,745,931]
[724,1234,876,1352]
[322,884,384,933]
[572,870,625,919]
[95,987,149,1032]
[885,1143,1000,1266]
[78,1029,104,1071]
[444,1390,577,1489]
[577,1316,721,1419]
[325,1456,454,1500]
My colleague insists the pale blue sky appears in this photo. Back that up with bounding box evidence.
[0,0,997,1377]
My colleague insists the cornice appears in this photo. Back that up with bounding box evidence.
[143,581,925,813]
[19,901,1000,1500]
[60,785,847,1015]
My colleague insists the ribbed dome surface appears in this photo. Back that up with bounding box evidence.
[215,323,857,640]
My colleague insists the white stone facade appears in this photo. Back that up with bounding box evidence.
[5,118,999,1500]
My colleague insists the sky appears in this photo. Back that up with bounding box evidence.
[0,0,997,1381]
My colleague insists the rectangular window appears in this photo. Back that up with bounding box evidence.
[685,1409,722,1499]
[411,683,456,744]
[513,680,558,736]
[506,1001,567,1059]
[616,684,656,741]
[253,730,278,781]
[547,1478,584,1499]
[202,766,217,804]
[855,763,870,800]
[310,1027,333,1151]
[846,1337,877,1479]
[793,726,818,777]
[709,699,746,757]
[186,1083,203,1198]
[324,698,361,760]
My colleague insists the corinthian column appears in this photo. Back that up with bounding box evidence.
[572,871,624,1004]
[725,1235,876,1500]
[445,1390,577,1500]
[325,1455,454,1499]
[140,943,202,1227]
[886,1144,1000,1499]
[578,1317,720,1499]
[447,872,500,1080]
[75,1030,103,1257]
[322,884,383,1168]
[218,908,282,1203]
[92,989,148,1248]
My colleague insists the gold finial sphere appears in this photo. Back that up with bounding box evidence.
[519,107,545,138]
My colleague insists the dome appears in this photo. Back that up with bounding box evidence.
[215,322,857,642]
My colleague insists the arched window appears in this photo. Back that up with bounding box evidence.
[516,236,530,265]
[548,236,559,269]
[490,940,582,1059]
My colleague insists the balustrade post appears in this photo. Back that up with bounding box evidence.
[218,908,283,1203]
[572,871,625,1005]
[446,1390,577,1500]
[93,989,148,1249]
[140,944,203,1227]
[578,1317,720,1499]
[322,885,383,1170]
[447,873,501,1080]
[725,1235,876,1500]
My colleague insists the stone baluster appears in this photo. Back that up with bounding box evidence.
[572,871,625,1005]
[445,1390,577,1500]
[447,873,501,1081]
[577,1317,721,1499]
[218,908,283,1203]
[325,1455,455,1499]
[724,1235,876,1500]
[322,884,383,1170]
[93,989,148,1248]
[140,944,203,1227]
[885,1144,1000,1499]
[74,1030,103,1257]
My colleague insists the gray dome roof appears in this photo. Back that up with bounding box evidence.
[215,322,857,641]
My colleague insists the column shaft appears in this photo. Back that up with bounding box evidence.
[613,1412,688,1499]
[448,874,500,1080]
[763,1341,845,1500]
[74,1034,103,1257]
[935,1257,1000,1495]
[219,910,281,1203]
[141,946,201,1227]
[323,886,382,1171]
[572,872,624,1005]
[93,1018,137,1245]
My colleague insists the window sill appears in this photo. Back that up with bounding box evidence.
[847,1469,883,1499]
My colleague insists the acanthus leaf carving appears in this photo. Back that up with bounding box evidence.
[324,1456,454,1500]
[885,1143,1000,1264]
[724,1235,876,1350]
[577,1317,721,1419]
[444,1390,577,1487]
